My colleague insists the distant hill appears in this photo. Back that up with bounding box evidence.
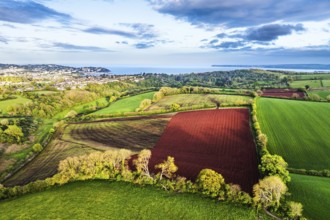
[212,64,330,70]
[0,64,110,73]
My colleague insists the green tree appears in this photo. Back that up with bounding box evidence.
[133,149,151,177]
[196,169,225,198]
[171,103,180,111]
[65,110,78,119]
[4,125,24,143]
[253,176,287,210]
[32,143,43,153]
[259,154,290,183]
[286,201,303,219]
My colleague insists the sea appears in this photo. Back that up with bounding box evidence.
[104,66,330,75]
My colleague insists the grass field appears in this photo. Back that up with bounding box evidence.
[146,94,252,111]
[0,96,31,114]
[290,80,322,88]
[292,74,330,80]
[256,98,330,170]
[289,174,330,220]
[307,90,330,99]
[91,92,155,115]
[54,97,109,119]
[27,90,59,95]
[0,181,259,220]
[323,80,330,87]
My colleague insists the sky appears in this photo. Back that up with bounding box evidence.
[0,0,329,67]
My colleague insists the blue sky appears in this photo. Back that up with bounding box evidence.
[0,0,329,66]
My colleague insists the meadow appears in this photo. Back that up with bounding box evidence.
[292,73,330,80]
[0,96,31,114]
[256,98,330,170]
[289,174,330,220]
[145,94,252,111]
[91,92,155,115]
[290,80,321,88]
[307,90,330,99]
[0,181,259,220]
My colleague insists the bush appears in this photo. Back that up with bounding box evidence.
[196,169,225,198]
[259,154,290,183]
[32,143,43,153]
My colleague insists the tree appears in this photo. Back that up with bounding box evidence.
[171,103,180,111]
[257,133,268,148]
[309,94,320,101]
[259,154,291,183]
[0,119,8,126]
[253,176,287,210]
[196,169,225,198]
[32,143,43,153]
[65,110,77,119]
[138,99,152,111]
[4,125,24,143]
[133,149,151,177]
[287,201,303,219]
[155,156,178,180]
[305,85,310,90]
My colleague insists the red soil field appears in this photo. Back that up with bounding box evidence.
[261,88,305,98]
[148,109,258,193]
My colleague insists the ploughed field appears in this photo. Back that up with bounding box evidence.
[149,109,258,193]
[4,115,171,187]
[261,88,305,99]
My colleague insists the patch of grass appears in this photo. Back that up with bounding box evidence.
[0,96,31,114]
[91,92,155,115]
[54,97,109,119]
[322,79,330,87]
[307,90,330,100]
[8,147,32,160]
[290,80,321,88]
[146,94,252,111]
[256,98,330,170]
[289,174,330,220]
[292,74,330,80]
[0,181,258,220]
[27,90,59,95]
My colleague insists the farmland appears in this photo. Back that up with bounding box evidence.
[292,73,330,80]
[261,88,305,98]
[0,181,259,220]
[290,80,322,88]
[149,109,258,193]
[91,92,155,115]
[289,174,330,220]
[307,89,330,99]
[4,115,171,186]
[0,96,31,114]
[256,98,330,170]
[146,94,252,112]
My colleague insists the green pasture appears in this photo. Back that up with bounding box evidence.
[289,174,330,220]
[256,98,330,170]
[290,80,321,88]
[0,181,258,220]
[0,96,31,114]
[91,92,155,115]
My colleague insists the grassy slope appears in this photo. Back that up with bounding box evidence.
[0,181,258,220]
[292,74,330,80]
[91,92,155,115]
[54,97,109,119]
[0,96,31,114]
[290,80,321,88]
[289,174,330,220]
[257,98,330,170]
[146,94,252,111]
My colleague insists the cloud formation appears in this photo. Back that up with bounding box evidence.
[0,36,8,44]
[245,24,305,41]
[148,0,330,27]
[52,42,110,52]
[0,0,71,24]
[84,27,137,38]
[134,42,154,49]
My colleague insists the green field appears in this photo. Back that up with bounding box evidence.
[146,94,252,111]
[323,80,330,87]
[290,80,322,88]
[91,92,155,115]
[27,90,59,95]
[308,90,330,100]
[292,74,330,80]
[257,98,330,170]
[289,174,330,220]
[0,96,31,114]
[0,181,259,220]
[54,97,109,119]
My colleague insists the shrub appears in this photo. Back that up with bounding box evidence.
[32,143,43,153]
[259,154,290,183]
[196,169,225,198]
[286,201,303,219]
